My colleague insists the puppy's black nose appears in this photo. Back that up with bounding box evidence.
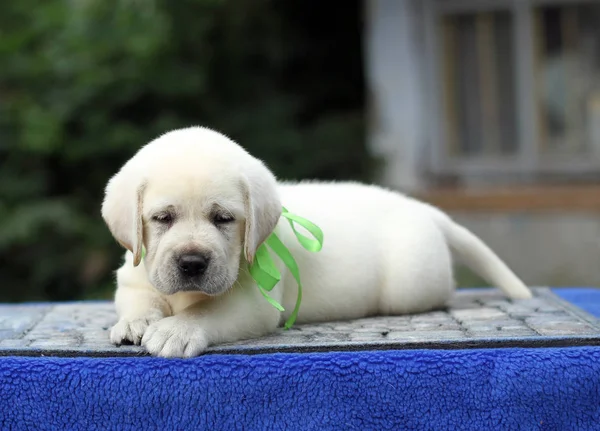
[177,253,209,277]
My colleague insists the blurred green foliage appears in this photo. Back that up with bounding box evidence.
[0,0,370,302]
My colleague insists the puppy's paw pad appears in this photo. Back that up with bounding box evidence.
[110,314,163,346]
[141,317,208,358]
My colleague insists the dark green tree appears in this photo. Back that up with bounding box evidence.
[0,0,370,302]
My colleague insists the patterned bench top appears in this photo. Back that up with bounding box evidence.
[1,287,599,357]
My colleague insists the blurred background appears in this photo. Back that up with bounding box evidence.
[2,0,600,303]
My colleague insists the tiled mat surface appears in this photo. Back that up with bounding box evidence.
[1,287,600,357]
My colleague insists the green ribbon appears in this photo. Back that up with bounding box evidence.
[248,206,323,329]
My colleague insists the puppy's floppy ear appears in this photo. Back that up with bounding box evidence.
[241,161,282,264]
[101,167,147,267]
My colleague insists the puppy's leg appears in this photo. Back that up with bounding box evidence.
[110,253,172,346]
[379,218,454,315]
[141,282,281,358]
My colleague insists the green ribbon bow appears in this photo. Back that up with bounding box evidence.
[248,207,324,329]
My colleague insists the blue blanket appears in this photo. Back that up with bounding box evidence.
[2,288,600,431]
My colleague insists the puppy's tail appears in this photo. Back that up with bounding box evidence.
[434,211,532,299]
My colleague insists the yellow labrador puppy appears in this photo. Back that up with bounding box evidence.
[102,126,532,358]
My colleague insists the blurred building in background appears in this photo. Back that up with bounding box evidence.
[367,0,600,286]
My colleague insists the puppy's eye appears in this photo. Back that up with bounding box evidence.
[213,213,235,225]
[152,213,174,225]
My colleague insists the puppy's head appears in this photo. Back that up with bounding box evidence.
[101,127,281,295]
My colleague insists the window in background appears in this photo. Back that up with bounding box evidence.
[441,10,517,157]
[427,0,600,181]
[535,3,600,156]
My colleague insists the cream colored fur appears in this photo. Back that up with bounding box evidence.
[102,126,532,358]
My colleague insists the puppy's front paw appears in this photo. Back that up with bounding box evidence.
[141,316,208,358]
[110,311,164,346]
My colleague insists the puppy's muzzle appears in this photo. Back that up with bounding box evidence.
[177,252,210,278]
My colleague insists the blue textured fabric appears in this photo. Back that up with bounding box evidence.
[555,287,600,317]
[0,288,599,431]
